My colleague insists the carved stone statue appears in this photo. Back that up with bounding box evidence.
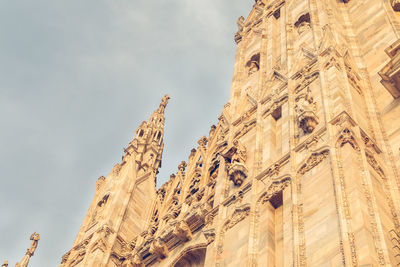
[235,16,245,44]
[295,90,319,134]
[15,233,40,267]
[248,61,259,76]
[178,161,187,173]
[295,92,315,114]
[237,16,245,32]
[158,95,170,114]
[225,140,248,186]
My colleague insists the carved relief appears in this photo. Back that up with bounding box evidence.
[234,112,257,139]
[259,163,281,180]
[337,128,360,151]
[336,142,360,265]
[333,112,360,151]
[365,150,385,178]
[344,53,363,95]
[293,60,319,94]
[258,176,291,204]
[221,204,251,234]
[298,149,329,175]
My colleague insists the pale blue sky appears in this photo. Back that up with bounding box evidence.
[0,1,253,266]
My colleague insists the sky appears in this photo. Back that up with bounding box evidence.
[0,0,254,266]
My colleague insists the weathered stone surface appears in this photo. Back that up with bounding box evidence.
[58,1,400,266]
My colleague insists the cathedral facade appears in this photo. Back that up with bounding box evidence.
[60,0,400,266]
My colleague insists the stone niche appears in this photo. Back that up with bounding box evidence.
[379,39,400,98]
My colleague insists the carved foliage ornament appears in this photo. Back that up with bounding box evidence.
[258,176,291,205]
[337,127,360,151]
[365,150,385,178]
[298,149,329,175]
[222,204,251,234]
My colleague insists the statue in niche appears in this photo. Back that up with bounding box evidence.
[89,193,110,225]
[295,13,311,35]
[225,140,248,186]
[247,53,260,76]
[248,61,260,76]
[231,139,247,164]
[15,233,40,267]
[295,91,315,114]
[145,153,154,167]
[295,89,319,134]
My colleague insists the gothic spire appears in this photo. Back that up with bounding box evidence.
[125,94,170,174]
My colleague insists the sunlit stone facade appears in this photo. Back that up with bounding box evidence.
[60,0,400,266]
